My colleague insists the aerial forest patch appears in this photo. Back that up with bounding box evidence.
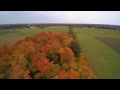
[0,32,96,79]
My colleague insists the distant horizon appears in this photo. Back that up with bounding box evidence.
[1,11,120,26]
[0,23,120,26]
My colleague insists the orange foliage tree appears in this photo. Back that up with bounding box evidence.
[0,32,96,79]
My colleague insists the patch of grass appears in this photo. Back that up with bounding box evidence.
[0,26,68,38]
[0,26,68,47]
[76,28,120,79]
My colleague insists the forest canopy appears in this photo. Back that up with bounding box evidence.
[0,32,96,79]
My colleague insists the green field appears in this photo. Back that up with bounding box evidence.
[75,28,120,79]
[0,26,68,46]
[0,26,120,79]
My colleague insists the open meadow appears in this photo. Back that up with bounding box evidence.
[75,28,120,79]
[0,26,68,47]
[0,26,120,79]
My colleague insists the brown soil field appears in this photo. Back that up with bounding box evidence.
[95,37,120,54]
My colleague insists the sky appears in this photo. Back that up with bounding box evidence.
[0,11,120,25]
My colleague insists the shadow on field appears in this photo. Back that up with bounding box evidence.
[95,37,120,54]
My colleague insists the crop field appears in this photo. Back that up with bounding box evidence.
[0,26,120,79]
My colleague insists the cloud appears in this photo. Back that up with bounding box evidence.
[0,11,120,25]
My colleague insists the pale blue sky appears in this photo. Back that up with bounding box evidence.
[0,11,120,25]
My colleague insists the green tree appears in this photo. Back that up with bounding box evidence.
[69,40,81,57]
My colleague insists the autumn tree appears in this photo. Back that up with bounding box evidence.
[60,47,75,63]
[0,32,96,79]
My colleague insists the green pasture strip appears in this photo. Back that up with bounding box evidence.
[76,27,120,79]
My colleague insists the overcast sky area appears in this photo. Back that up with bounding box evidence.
[0,11,120,25]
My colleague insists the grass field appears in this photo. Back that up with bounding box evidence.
[75,28,120,79]
[0,26,68,46]
[0,26,120,79]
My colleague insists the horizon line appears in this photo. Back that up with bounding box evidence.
[0,23,120,26]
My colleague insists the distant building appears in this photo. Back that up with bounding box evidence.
[30,27,36,29]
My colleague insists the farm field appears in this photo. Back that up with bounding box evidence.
[0,26,68,47]
[95,37,120,54]
[75,28,120,79]
[0,26,120,79]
